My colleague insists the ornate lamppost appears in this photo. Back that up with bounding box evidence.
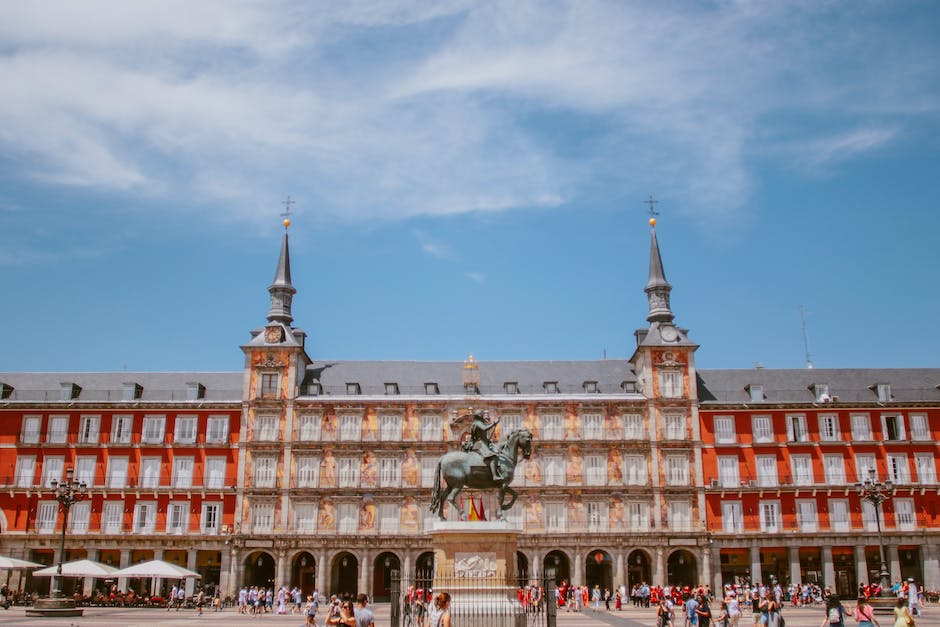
[855,467,894,596]
[48,467,87,598]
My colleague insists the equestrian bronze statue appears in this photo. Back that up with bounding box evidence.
[429,411,533,521]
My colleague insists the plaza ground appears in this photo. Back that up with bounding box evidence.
[0,603,934,627]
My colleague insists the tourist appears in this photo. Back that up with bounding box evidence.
[853,595,880,627]
[592,584,602,611]
[428,592,452,627]
[658,598,674,627]
[893,598,915,627]
[305,595,318,627]
[823,595,846,627]
[696,594,713,627]
[354,593,375,627]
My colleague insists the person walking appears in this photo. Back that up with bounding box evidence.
[428,592,452,627]
[853,596,881,627]
[822,596,846,627]
[894,598,915,627]
[353,593,375,627]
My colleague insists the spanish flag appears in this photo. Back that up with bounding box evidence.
[468,495,480,521]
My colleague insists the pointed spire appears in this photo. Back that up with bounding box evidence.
[644,218,674,324]
[267,218,297,325]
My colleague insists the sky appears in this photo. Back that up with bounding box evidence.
[1,1,939,373]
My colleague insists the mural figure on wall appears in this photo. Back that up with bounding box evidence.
[402,449,419,487]
[607,448,623,485]
[523,411,540,438]
[609,498,625,529]
[567,445,583,485]
[567,492,585,531]
[524,453,543,485]
[362,410,378,441]
[526,499,545,529]
[317,498,335,531]
[402,410,420,440]
[319,449,336,487]
[400,496,419,532]
[321,413,337,440]
[360,452,377,487]
[359,500,376,531]
[565,411,580,440]
[605,411,623,439]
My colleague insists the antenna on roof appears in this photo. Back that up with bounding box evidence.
[799,305,814,369]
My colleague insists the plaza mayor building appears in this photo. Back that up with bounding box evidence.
[0,219,937,600]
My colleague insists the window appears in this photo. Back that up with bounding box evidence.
[202,502,221,534]
[915,454,936,484]
[882,415,906,441]
[541,414,563,439]
[894,498,915,531]
[829,499,850,532]
[756,455,778,488]
[60,383,81,400]
[818,415,840,441]
[823,454,846,485]
[791,455,813,486]
[384,382,399,395]
[663,414,685,440]
[293,503,316,532]
[307,382,322,395]
[102,501,123,533]
[622,381,637,393]
[623,414,644,440]
[581,501,605,531]
[786,414,809,442]
[41,456,64,488]
[887,454,910,484]
[186,382,206,400]
[206,417,229,443]
[659,370,683,398]
[21,415,41,443]
[585,454,606,486]
[543,381,559,394]
[379,503,399,534]
[748,384,764,402]
[261,373,280,398]
[174,416,197,444]
[134,502,156,533]
[295,456,319,488]
[627,501,649,531]
[251,503,274,533]
[167,502,188,534]
[37,501,58,533]
[752,415,773,443]
[172,456,194,488]
[909,414,929,440]
[107,415,131,444]
[296,414,321,440]
[583,381,598,393]
[624,455,647,485]
[759,500,782,532]
[255,415,277,441]
[797,499,818,532]
[78,415,100,444]
[666,455,689,485]
[253,456,276,488]
[379,414,402,441]
[106,456,128,488]
[346,382,361,395]
[69,501,90,534]
[714,416,736,444]
[545,503,566,532]
[338,503,358,533]
[205,457,226,489]
[47,416,68,444]
[851,414,872,441]
[420,415,442,441]
[141,415,166,444]
[722,501,743,533]
[425,382,440,395]
[855,454,877,483]
[813,383,831,402]
[861,500,878,531]
[544,455,565,485]
[668,500,692,531]
[338,415,361,441]
[875,383,891,402]
[500,413,523,433]
[718,456,740,488]
[338,457,360,488]
[140,457,161,488]
[379,458,401,487]
[15,456,35,488]
[420,457,437,488]
[581,414,604,440]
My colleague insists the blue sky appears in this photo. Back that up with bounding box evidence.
[2,1,939,372]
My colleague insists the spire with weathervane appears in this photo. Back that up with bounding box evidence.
[266,197,297,325]
[643,195,674,324]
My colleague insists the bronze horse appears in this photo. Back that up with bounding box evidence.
[429,428,532,521]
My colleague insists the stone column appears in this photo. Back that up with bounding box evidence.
[749,545,761,586]
[711,545,723,593]
[360,550,372,599]
[228,547,240,597]
[118,548,130,593]
[702,546,712,589]
[788,546,801,586]
[402,550,412,583]
[615,551,625,590]
[572,550,584,586]
[654,547,665,586]
[922,543,940,591]
[886,545,901,585]
[317,551,328,596]
[152,548,165,597]
[186,549,198,596]
[83,548,99,597]
[275,549,288,588]
[854,545,869,588]
[219,545,232,597]
[821,546,835,589]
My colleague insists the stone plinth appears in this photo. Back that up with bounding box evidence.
[25,597,84,617]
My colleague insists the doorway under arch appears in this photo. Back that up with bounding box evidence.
[415,551,434,590]
[666,549,698,587]
[244,551,276,588]
[543,550,570,586]
[331,552,358,599]
[372,552,400,602]
[627,549,652,588]
[585,549,613,591]
[292,551,316,592]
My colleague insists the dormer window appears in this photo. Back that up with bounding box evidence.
[384,382,399,395]
[464,382,480,394]
[812,383,831,403]
[543,381,559,394]
[59,382,81,401]
[746,384,764,403]
[0,383,13,399]
[504,382,519,395]
[875,383,892,402]
[583,381,598,393]
[621,381,637,393]
[122,382,143,401]
[424,382,439,395]
[346,382,361,395]
[186,382,206,401]
[307,382,322,396]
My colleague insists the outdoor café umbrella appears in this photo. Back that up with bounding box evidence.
[111,559,201,579]
[32,559,119,578]
[0,555,43,570]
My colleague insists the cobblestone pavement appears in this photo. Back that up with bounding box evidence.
[0,603,934,627]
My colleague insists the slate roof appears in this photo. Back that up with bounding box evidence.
[0,372,242,403]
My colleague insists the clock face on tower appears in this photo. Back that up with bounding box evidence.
[264,326,284,343]
[660,325,678,342]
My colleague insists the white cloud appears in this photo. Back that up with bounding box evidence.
[802,127,899,168]
[413,230,453,259]
[465,271,485,285]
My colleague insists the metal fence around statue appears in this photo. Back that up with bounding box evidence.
[391,570,556,627]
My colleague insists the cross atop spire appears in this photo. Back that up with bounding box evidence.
[643,197,674,324]
[267,198,297,325]
[280,196,295,230]
[644,194,659,219]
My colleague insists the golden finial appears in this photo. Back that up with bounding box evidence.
[644,194,659,228]
[281,196,295,230]
[464,354,478,369]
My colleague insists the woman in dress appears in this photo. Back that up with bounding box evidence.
[894,598,915,627]
[428,592,452,627]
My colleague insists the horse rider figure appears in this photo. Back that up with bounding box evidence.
[461,411,506,481]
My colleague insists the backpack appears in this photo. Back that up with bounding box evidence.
[829,607,841,623]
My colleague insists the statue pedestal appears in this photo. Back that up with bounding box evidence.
[429,520,524,627]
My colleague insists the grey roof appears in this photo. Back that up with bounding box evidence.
[697,368,940,405]
[0,372,242,403]
[303,359,637,397]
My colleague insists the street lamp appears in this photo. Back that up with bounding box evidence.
[48,467,87,598]
[855,467,894,596]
